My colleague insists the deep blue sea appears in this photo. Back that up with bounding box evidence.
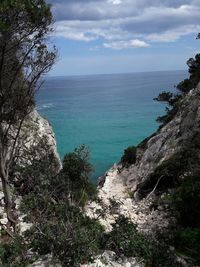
[36,70,187,181]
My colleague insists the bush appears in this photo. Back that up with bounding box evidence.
[120,146,137,167]
[155,94,182,125]
[103,216,150,259]
[176,78,193,94]
[174,228,200,265]
[173,171,200,228]
[25,206,104,267]
[102,216,177,267]
[0,236,29,267]
[62,145,96,206]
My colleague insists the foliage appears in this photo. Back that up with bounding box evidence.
[0,235,29,267]
[176,78,194,94]
[0,0,56,232]
[120,146,137,167]
[62,145,96,206]
[25,206,104,267]
[103,216,177,267]
[155,93,182,125]
[174,228,200,264]
[154,34,200,126]
[17,145,103,266]
[173,171,200,228]
[0,0,56,125]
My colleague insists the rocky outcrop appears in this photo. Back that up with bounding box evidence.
[15,110,62,170]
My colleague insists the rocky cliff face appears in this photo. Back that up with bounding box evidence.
[0,110,62,233]
[15,110,62,170]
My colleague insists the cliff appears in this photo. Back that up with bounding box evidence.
[0,110,61,232]
[15,110,62,170]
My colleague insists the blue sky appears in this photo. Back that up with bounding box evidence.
[47,0,200,76]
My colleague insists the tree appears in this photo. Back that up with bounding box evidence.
[154,33,200,125]
[0,0,56,234]
[120,146,137,168]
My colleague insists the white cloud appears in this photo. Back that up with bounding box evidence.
[107,0,122,5]
[146,25,200,42]
[103,39,150,49]
[49,0,200,48]
[54,23,97,41]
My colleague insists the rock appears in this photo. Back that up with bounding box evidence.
[16,110,62,171]
[81,251,144,267]
[29,255,61,267]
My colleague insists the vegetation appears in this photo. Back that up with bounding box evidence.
[25,206,104,267]
[171,171,200,265]
[120,145,137,167]
[155,34,200,125]
[103,216,179,267]
[0,144,103,267]
[62,145,96,206]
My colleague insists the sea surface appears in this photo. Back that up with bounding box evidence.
[36,70,187,181]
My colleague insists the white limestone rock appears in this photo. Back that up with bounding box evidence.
[82,251,144,267]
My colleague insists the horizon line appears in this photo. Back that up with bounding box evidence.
[46,69,187,79]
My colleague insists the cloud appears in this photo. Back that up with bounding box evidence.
[48,0,200,48]
[103,39,150,49]
[146,25,200,42]
[108,0,122,5]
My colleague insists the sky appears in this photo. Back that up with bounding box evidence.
[47,0,200,76]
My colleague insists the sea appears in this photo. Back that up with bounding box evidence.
[36,70,187,181]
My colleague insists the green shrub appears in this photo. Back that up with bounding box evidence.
[173,171,200,228]
[62,145,96,206]
[120,146,137,167]
[0,236,29,267]
[174,228,200,264]
[103,216,177,267]
[25,206,104,267]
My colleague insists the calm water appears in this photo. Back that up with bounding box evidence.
[36,70,187,180]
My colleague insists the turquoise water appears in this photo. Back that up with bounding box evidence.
[36,70,187,180]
